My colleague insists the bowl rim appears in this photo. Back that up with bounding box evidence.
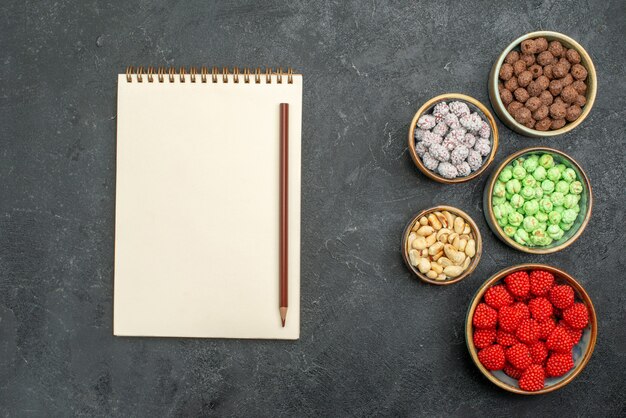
[489,30,597,137]
[408,93,499,183]
[485,146,593,254]
[401,205,482,285]
[465,263,598,395]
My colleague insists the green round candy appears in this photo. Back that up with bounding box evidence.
[494,181,506,198]
[556,164,567,173]
[535,211,548,222]
[506,179,522,194]
[522,175,537,188]
[532,166,547,181]
[551,192,565,206]
[513,165,527,180]
[493,196,506,205]
[536,222,547,231]
[539,154,554,169]
[553,205,565,214]
[502,202,514,216]
[511,194,525,208]
[562,208,577,223]
[497,216,508,227]
[541,179,555,193]
[493,205,504,220]
[563,194,578,209]
[547,224,564,240]
[523,216,539,232]
[532,234,553,247]
[562,168,577,183]
[540,197,553,213]
[570,181,583,194]
[555,181,569,194]
[523,157,539,173]
[548,211,562,225]
[521,186,535,200]
[514,229,529,245]
[499,166,513,182]
[534,186,544,198]
[503,225,517,237]
[572,204,580,213]
[560,222,574,231]
[547,167,561,182]
[508,212,524,227]
[523,200,539,215]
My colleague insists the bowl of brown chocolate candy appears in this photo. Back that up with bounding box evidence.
[489,31,596,137]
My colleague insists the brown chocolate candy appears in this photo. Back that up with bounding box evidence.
[505,50,520,65]
[534,37,549,53]
[566,48,581,64]
[504,77,519,92]
[539,90,554,106]
[536,75,550,90]
[508,101,523,114]
[575,94,587,107]
[543,64,554,80]
[549,79,563,96]
[571,63,588,80]
[566,105,582,122]
[561,85,578,104]
[554,97,566,106]
[524,118,536,129]
[533,105,550,121]
[548,40,565,58]
[529,64,543,79]
[518,70,533,87]
[552,63,568,79]
[513,60,527,76]
[551,118,566,130]
[499,63,514,81]
[561,74,574,86]
[521,39,538,54]
[550,102,567,119]
[514,87,530,103]
[521,53,536,66]
[535,117,552,131]
[558,58,571,73]
[527,80,543,97]
[500,89,513,105]
[537,51,555,66]
[525,96,542,112]
[572,80,587,95]
[513,107,532,124]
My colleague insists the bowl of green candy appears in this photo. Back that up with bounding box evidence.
[483,147,592,254]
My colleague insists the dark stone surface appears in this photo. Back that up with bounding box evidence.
[1,0,625,416]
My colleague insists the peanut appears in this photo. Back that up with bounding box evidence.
[443,265,464,278]
[406,210,477,281]
[465,239,476,257]
[454,217,464,234]
[417,225,434,236]
[417,258,431,274]
[428,213,442,230]
[412,236,427,250]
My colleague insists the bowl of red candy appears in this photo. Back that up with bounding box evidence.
[465,263,597,394]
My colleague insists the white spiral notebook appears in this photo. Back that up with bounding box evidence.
[114,67,302,339]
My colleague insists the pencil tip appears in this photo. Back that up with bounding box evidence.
[280,307,288,327]
[281,318,286,327]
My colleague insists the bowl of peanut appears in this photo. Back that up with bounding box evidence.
[402,206,482,285]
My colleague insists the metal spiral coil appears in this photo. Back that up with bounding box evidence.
[125,66,294,84]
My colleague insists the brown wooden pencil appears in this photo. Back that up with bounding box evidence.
[279,103,289,327]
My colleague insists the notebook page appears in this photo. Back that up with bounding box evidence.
[114,74,301,339]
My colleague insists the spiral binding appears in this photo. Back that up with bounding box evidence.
[125,66,294,84]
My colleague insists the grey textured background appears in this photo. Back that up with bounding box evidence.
[1,0,625,416]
